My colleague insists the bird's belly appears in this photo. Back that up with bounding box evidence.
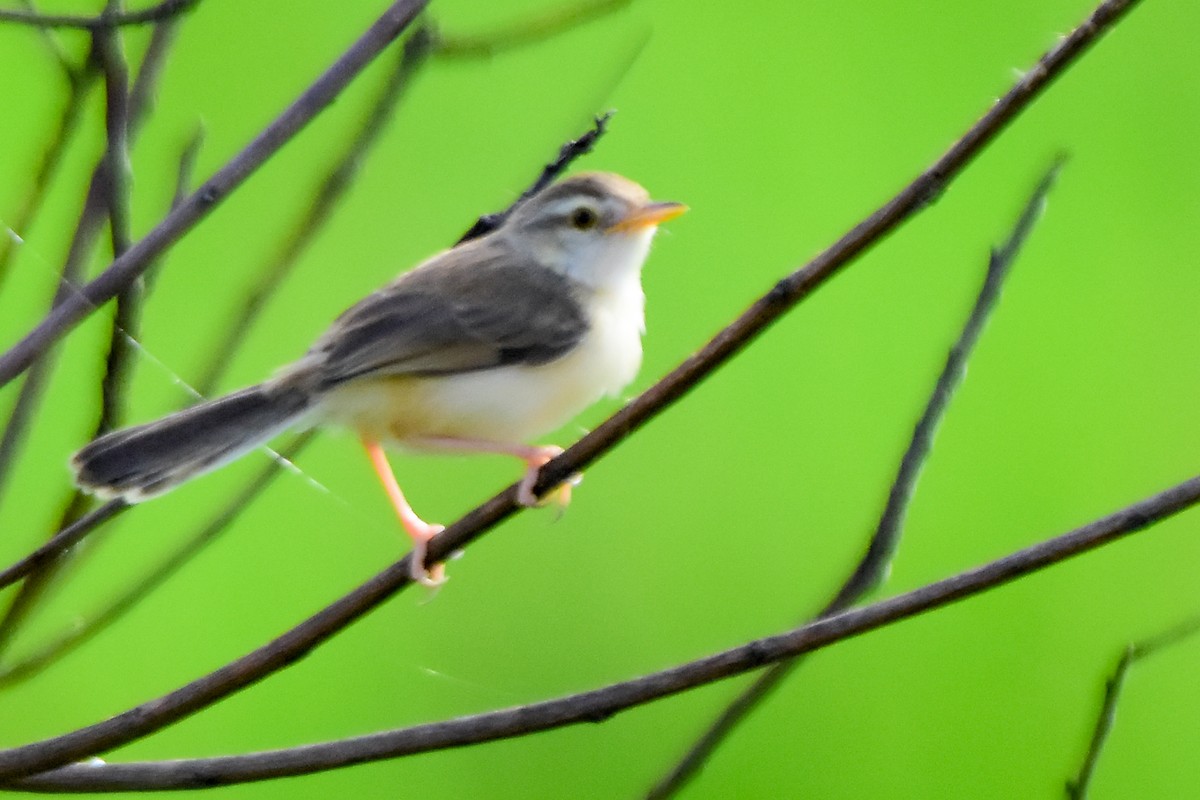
[319,319,643,447]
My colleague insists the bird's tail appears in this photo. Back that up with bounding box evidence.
[71,383,313,502]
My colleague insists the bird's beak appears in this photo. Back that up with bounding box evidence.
[608,201,688,233]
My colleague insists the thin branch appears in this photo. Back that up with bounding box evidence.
[0,0,199,30]
[432,0,632,59]
[126,12,179,126]
[144,125,203,298]
[94,17,138,434]
[457,112,612,243]
[647,157,1068,798]
[0,0,430,389]
[193,26,436,397]
[6,472,1200,791]
[0,502,126,592]
[15,0,75,74]
[0,0,1146,781]
[1065,613,1200,799]
[0,435,313,687]
[171,128,205,209]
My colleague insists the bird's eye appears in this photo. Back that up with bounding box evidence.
[569,206,598,230]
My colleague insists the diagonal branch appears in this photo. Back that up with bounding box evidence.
[0,0,1145,782]
[1065,613,1200,799]
[433,0,632,59]
[0,0,430,389]
[456,112,612,243]
[647,157,1068,798]
[0,502,126,592]
[7,470,1200,791]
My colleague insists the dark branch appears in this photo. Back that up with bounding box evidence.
[1065,613,1200,799]
[433,0,632,59]
[0,502,126,592]
[647,156,1069,798]
[0,0,430,389]
[0,0,1145,782]
[94,19,138,434]
[0,0,199,30]
[457,112,612,243]
[15,0,75,74]
[8,471,1200,791]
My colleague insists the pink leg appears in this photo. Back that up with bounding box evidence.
[362,439,445,586]
[412,437,579,508]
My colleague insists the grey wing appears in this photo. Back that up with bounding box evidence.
[309,247,589,389]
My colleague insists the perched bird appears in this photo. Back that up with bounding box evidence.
[72,172,686,584]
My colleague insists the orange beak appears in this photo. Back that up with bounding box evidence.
[608,201,688,233]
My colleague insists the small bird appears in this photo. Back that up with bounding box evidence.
[71,173,686,584]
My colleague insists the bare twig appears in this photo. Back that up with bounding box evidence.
[94,18,138,434]
[0,502,126,592]
[1065,614,1200,799]
[433,0,632,59]
[14,0,74,74]
[0,0,199,30]
[0,435,312,687]
[0,0,1145,781]
[647,158,1069,798]
[6,472,1200,791]
[457,112,612,243]
[0,0,430,389]
[193,26,436,397]
[143,124,205,297]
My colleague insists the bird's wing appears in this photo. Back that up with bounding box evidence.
[309,243,589,388]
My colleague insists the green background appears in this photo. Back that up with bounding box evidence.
[2,0,1199,796]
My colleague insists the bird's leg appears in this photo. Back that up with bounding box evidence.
[411,437,580,508]
[362,439,445,586]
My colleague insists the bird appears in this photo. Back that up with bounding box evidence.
[71,172,686,585]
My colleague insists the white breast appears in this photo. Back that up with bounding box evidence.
[409,273,645,444]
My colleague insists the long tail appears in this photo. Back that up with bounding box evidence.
[71,383,312,502]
